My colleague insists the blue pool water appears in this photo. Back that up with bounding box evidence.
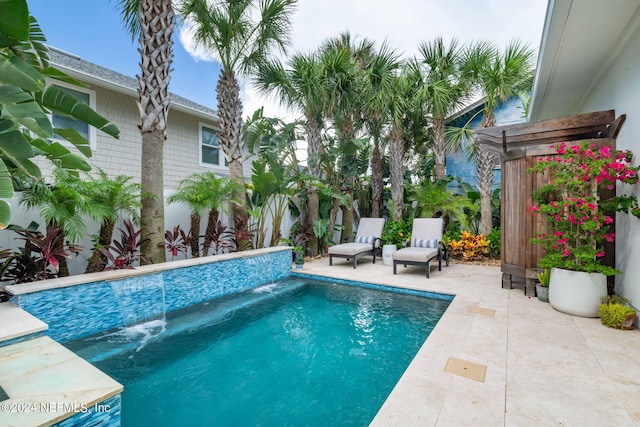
[65,277,451,426]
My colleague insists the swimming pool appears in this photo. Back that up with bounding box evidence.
[65,276,451,426]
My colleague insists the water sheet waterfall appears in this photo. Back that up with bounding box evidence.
[247,254,275,285]
[110,273,167,327]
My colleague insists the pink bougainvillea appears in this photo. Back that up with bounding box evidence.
[528,141,640,275]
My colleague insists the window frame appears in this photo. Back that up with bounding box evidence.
[199,122,227,169]
[47,80,97,150]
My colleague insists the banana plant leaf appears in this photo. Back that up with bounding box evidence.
[37,85,120,138]
[0,54,45,91]
[0,0,29,45]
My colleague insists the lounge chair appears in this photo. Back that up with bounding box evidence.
[328,218,385,268]
[392,218,449,278]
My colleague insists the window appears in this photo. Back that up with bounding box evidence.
[50,82,97,149]
[200,124,227,167]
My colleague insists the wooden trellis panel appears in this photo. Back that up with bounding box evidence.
[475,110,624,295]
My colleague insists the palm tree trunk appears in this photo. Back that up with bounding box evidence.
[370,139,383,218]
[339,116,355,243]
[477,112,497,235]
[433,119,446,180]
[202,208,219,256]
[140,130,167,264]
[306,115,322,255]
[341,191,354,243]
[217,69,249,245]
[476,148,495,235]
[138,0,174,265]
[189,213,201,258]
[327,197,340,247]
[389,128,405,222]
[85,220,115,273]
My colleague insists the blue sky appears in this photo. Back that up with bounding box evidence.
[27,0,548,120]
[28,0,222,110]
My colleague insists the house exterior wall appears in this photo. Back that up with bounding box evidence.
[576,23,640,308]
[4,76,255,275]
[446,96,526,189]
[88,85,252,187]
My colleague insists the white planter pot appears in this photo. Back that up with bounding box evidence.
[549,268,607,317]
[382,245,397,266]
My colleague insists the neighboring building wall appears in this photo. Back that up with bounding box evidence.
[4,57,257,274]
[576,23,640,308]
[446,95,526,189]
[90,86,141,180]
[88,85,251,186]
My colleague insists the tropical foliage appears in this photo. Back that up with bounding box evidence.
[466,40,535,234]
[529,142,639,275]
[168,172,238,257]
[100,220,149,270]
[179,0,297,230]
[381,220,411,250]
[1,1,537,279]
[448,231,490,261]
[1,225,81,283]
[162,225,189,261]
[0,0,119,227]
[80,170,141,273]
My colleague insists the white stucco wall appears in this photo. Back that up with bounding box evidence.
[577,23,640,308]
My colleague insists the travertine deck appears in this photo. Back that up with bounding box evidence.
[0,336,122,426]
[302,256,640,426]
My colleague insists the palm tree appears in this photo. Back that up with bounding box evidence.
[255,52,326,254]
[412,179,473,228]
[117,0,175,264]
[168,173,213,258]
[200,174,240,256]
[168,173,239,258]
[467,40,535,234]
[19,169,96,277]
[386,70,412,222]
[321,33,372,241]
[415,37,472,180]
[81,170,141,273]
[179,0,297,230]
[361,42,401,218]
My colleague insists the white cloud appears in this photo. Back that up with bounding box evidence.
[178,18,214,62]
[179,0,549,120]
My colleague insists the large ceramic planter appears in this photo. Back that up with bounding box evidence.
[549,268,607,317]
[382,245,397,266]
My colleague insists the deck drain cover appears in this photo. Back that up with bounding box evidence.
[469,306,496,317]
[444,357,487,382]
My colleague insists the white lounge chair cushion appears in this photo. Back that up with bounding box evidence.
[392,247,439,263]
[328,243,374,256]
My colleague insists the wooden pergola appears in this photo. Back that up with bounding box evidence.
[474,110,625,295]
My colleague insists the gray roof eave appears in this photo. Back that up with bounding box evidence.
[48,47,219,123]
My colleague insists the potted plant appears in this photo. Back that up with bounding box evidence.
[599,295,636,329]
[381,220,411,250]
[293,245,305,269]
[529,142,640,317]
[536,268,550,303]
